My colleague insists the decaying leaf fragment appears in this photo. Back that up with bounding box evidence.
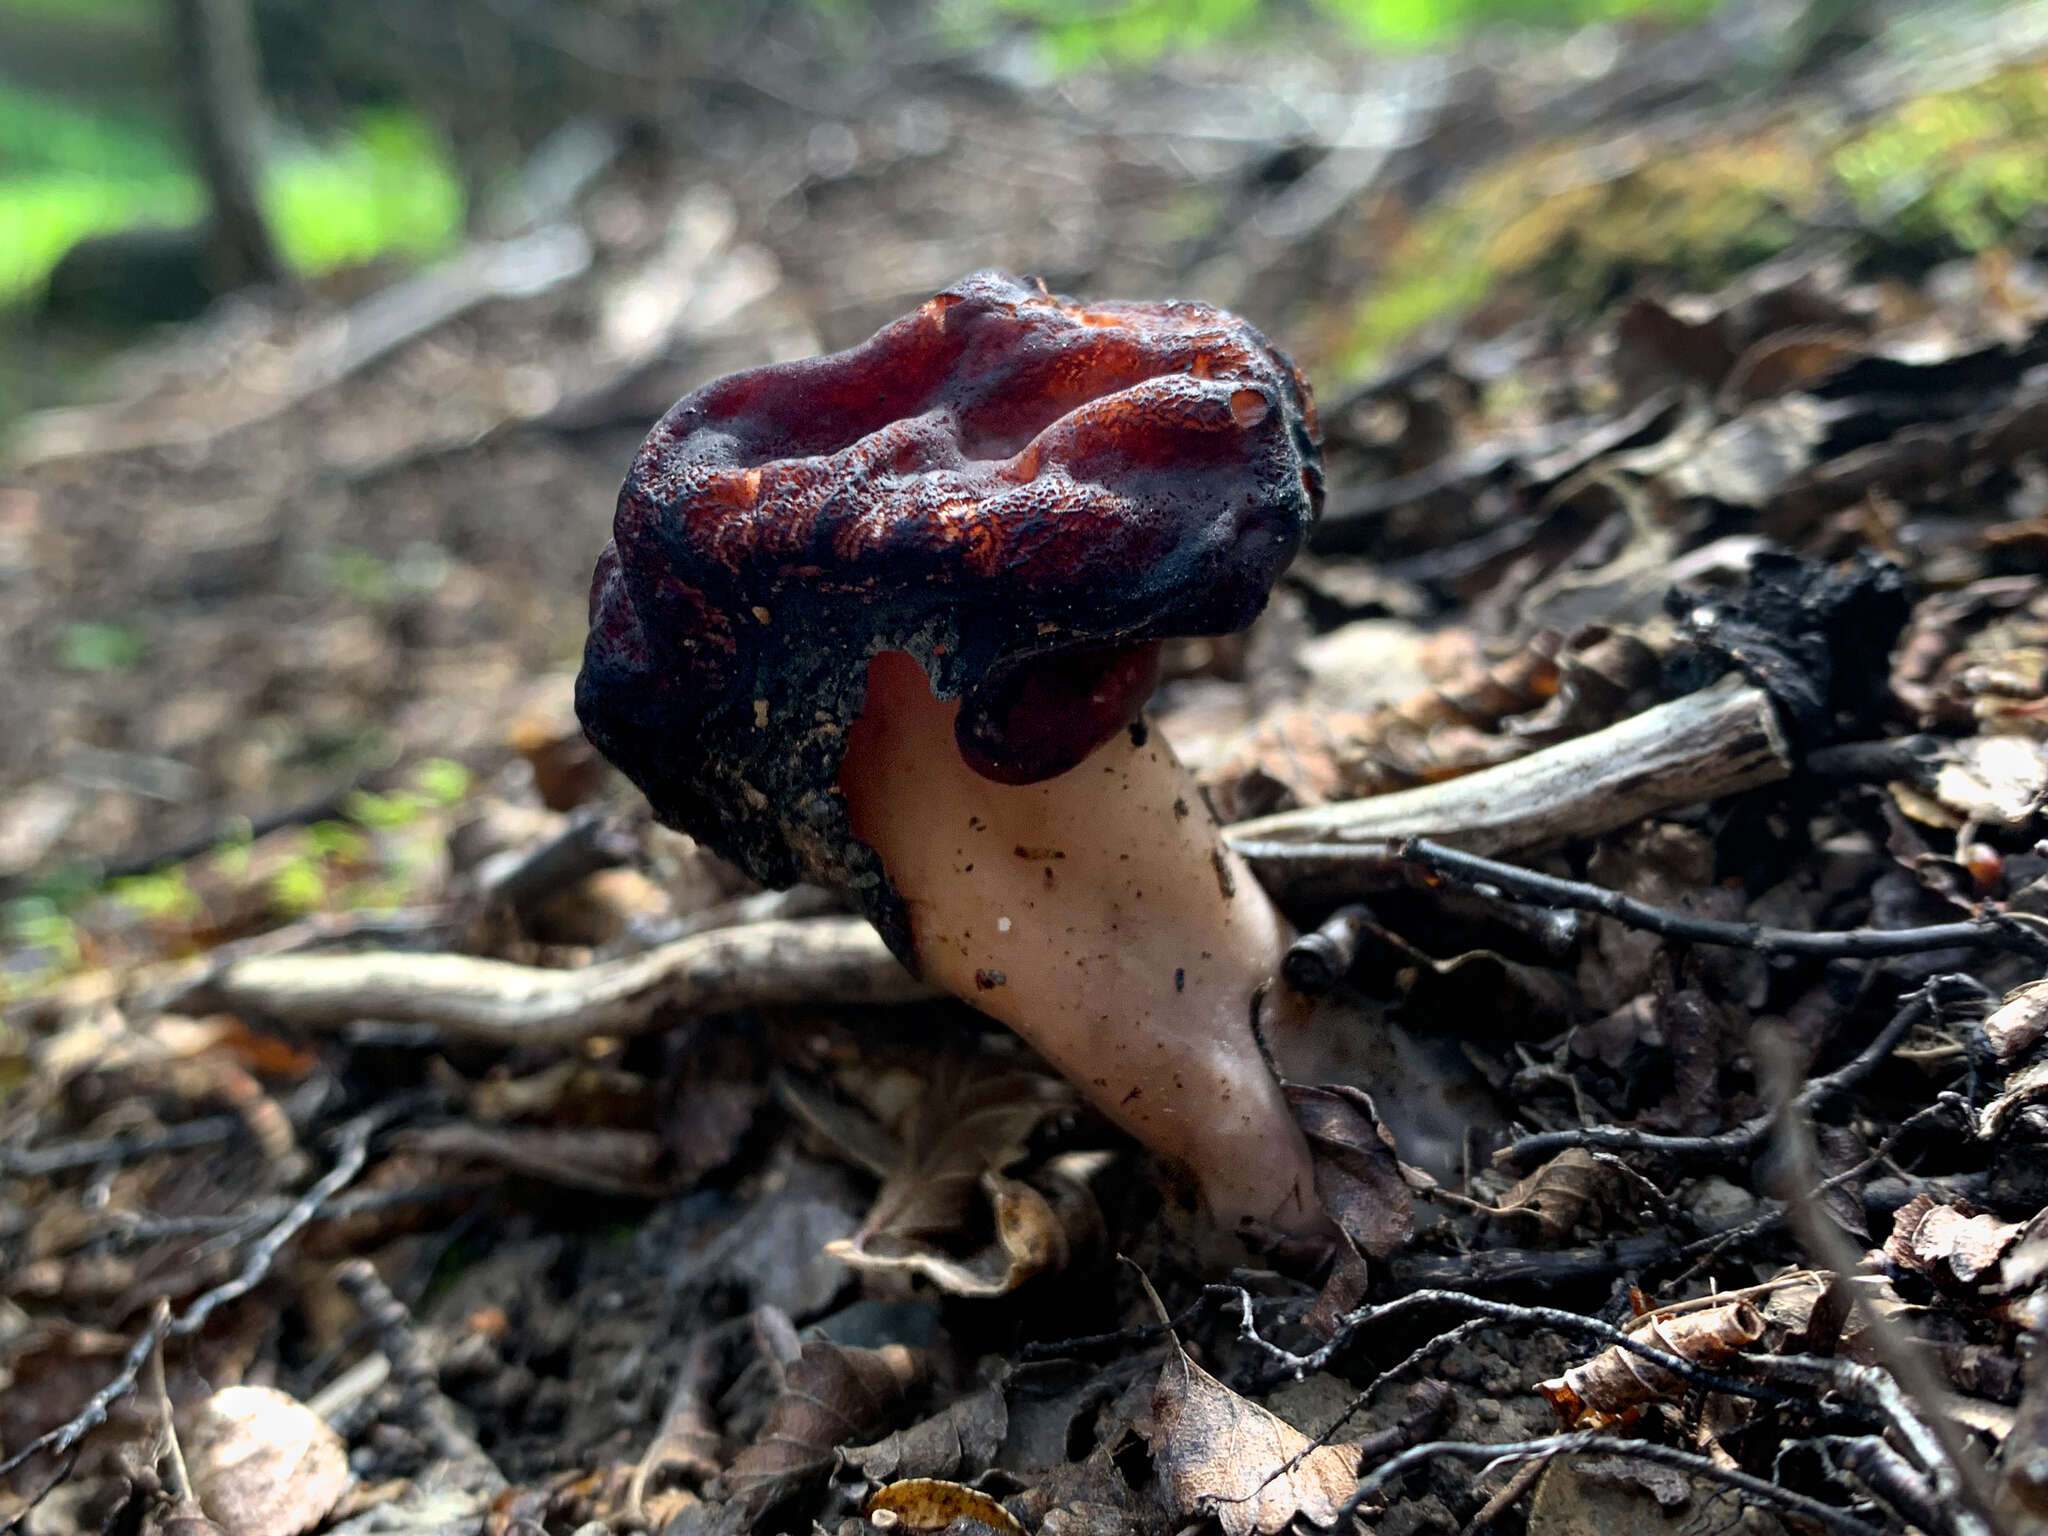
[1285,1082,1423,1260]
[1538,1302,1763,1426]
[806,1060,1093,1297]
[864,1477,1025,1535]
[1147,1336,1364,1534]
[1884,1194,2026,1290]
[183,1384,351,1536]
[1893,733,2048,829]
[846,1384,1007,1483]
[1981,1056,2048,1141]
[717,1337,924,1530]
[1984,980,2048,1063]
[1486,1148,1653,1242]
[1202,631,1566,819]
[2000,1258,2048,1518]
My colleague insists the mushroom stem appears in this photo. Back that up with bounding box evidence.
[839,651,1327,1236]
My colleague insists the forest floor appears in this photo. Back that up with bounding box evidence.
[9,6,2048,1536]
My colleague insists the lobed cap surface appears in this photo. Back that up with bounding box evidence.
[576,270,1323,953]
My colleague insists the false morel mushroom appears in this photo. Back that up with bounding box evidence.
[577,271,1329,1234]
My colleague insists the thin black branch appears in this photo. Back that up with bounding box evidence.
[1239,1288,1802,1412]
[1672,1096,1968,1275]
[0,1309,170,1477]
[173,1106,385,1337]
[0,1102,402,1480]
[1502,974,1986,1168]
[1756,1036,2005,1536]
[1398,838,2048,959]
[0,1115,241,1177]
[1340,1432,1890,1536]
[93,1179,489,1247]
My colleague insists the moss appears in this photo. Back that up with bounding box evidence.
[0,89,463,310]
[1333,60,2048,382]
[1832,61,2048,254]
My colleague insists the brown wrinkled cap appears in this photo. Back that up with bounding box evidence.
[576,270,1323,954]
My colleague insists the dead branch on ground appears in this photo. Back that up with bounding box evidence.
[154,916,933,1046]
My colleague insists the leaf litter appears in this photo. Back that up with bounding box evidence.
[14,7,2048,1536]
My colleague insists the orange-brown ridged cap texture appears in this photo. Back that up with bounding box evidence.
[576,270,1322,955]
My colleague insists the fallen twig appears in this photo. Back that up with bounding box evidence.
[1227,675,1792,877]
[157,915,933,1045]
[0,1311,167,1479]
[1282,904,1376,994]
[174,1106,388,1337]
[333,1257,484,1466]
[1384,1234,1676,1292]
[461,805,640,918]
[0,1103,399,1481]
[1399,838,2048,960]
[0,1115,242,1178]
[1339,1431,1889,1536]
[1238,1287,1800,1412]
[93,1179,489,1249]
[1500,974,1988,1168]
[1757,1026,2003,1536]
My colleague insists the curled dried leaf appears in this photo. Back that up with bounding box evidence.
[1147,1338,1363,1536]
[815,1060,1088,1298]
[1984,980,2048,1064]
[829,1167,1101,1299]
[1284,1082,1422,1262]
[845,1385,1007,1484]
[183,1385,351,1536]
[1980,1056,2048,1141]
[1486,1148,1651,1243]
[1884,1194,2026,1290]
[865,1477,1025,1535]
[718,1338,924,1531]
[1538,1302,1763,1426]
[1895,734,2048,829]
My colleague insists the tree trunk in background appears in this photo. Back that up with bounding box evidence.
[168,0,283,290]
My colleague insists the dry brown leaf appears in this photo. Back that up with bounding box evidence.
[815,1059,1085,1297]
[852,1061,1073,1237]
[1983,980,2048,1063]
[1487,1148,1648,1242]
[1147,1338,1362,1535]
[846,1385,1008,1484]
[1980,1056,2048,1141]
[2003,1287,2048,1518]
[865,1477,1025,1535]
[1538,1302,1763,1426]
[1284,1082,1421,1260]
[629,1323,744,1516]
[1904,734,2048,828]
[718,1338,923,1531]
[0,1321,157,1483]
[1884,1194,2025,1290]
[183,1385,351,1536]
[832,1165,1100,1298]
[1200,631,1565,819]
[400,1122,670,1196]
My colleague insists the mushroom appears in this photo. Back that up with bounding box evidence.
[577,271,1329,1236]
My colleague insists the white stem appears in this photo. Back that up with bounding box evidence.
[839,651,1327,1236]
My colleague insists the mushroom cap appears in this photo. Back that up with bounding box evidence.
[576,270,1322,953]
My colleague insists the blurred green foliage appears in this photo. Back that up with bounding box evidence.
[1832,66,2048,251]
[990,0,1727,69]
[56,620,149,673]
[1336,58,2048,379]
[0,756,471,1001]
[0,80,462,310]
